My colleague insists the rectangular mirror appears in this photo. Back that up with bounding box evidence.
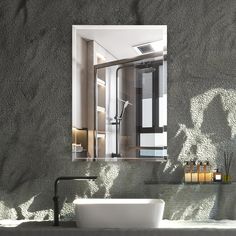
[72,25,167,161]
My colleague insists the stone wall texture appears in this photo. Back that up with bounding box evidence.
[0,0,236,221]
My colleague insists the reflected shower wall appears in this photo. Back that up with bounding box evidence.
[106,65,117,157]
[96,65,117,158]
[119,67,137,158]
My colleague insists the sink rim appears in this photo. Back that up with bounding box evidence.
[73,198,165,205]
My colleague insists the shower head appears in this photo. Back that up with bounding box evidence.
[118,100,132,120]
[119,99,133,106]
[123,100,130,109]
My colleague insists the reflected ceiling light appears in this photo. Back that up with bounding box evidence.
[133,40,164,55]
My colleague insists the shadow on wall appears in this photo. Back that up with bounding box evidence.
[173,88,236,168]
[159,88,236,220]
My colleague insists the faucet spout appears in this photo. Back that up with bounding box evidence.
[53,176,97,226]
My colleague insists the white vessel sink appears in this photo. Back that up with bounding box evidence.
[73,198,165,228]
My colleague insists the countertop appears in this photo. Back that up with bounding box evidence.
[0,220,236,236]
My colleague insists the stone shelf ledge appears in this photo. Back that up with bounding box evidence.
[144,181,236,185]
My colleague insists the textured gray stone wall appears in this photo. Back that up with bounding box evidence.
[0,0,236,221]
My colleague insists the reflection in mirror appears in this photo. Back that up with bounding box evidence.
[72,26,167,161]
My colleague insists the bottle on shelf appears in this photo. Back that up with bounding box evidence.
[213,169,222,182]
[205,161,213,183]
[203,161,207,182]
[191,161,198,183]
[198,161,205,183]
[184,161,191,183]
[183,160,225,184]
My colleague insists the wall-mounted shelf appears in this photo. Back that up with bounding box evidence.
[97,130,106,133]
[97,134,105,139]
[144,180,236,185]
[97,78,106,87]
[72,127,88,160]
[97,131,106,139]
[97,106,106,113]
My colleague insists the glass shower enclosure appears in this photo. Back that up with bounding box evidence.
[94,52,167,160]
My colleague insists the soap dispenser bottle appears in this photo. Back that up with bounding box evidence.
[203,161,207,183]
[184,161,191,183]
[191,161,198,183]
[198,162,205,183]
[205,161,213,183]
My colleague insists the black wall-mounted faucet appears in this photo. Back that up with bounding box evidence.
[53,176,97,226]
